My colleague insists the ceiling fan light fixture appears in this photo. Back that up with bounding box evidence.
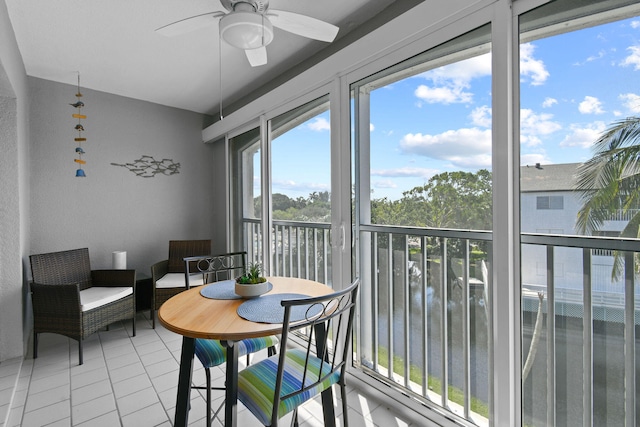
[219,11,274,50]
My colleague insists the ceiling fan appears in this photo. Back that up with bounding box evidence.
[156,0,339,67]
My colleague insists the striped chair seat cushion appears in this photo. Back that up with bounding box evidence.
[237,348,340,425]
[194,335,279,368]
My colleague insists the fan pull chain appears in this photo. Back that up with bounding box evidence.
[218,25,223,121]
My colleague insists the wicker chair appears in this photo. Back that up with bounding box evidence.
[150,239,211,328]
[29,248,136,365]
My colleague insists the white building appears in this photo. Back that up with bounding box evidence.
[520,163,634,321]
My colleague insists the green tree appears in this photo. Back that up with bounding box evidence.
[371,197,405,225]
[272,193,296,212]
[266,191,331,221]
[308,191,330,204]
[371,169,492,230]
[575,116,640,279]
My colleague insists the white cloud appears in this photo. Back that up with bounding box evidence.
[586,50,606,63]
[621,45,640,70]
[520,135,542,147]
[578,96,605,114]
[620,93,640,113]
[371,167,438,178]
[521,153,550,166]
[373,180,398,189]
[415,53,490,104]
[445,153,491,169]
[399,128,492,169]
[520,43,549,86]
[631,21,640,29]
[574,50,606,66]
[421,53,491,85]
[470,105,491,127]
[396,109,560,167]
[414,84,473,104]
[542,97,558,108]
[272,179,329,192]
[370,123,375,132]
[520,109,562,146]
[307,117,330,131]
[560,121,607,148]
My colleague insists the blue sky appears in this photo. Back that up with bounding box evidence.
[269,16,640,201]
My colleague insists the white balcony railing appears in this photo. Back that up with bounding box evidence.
[243,219,640,426]
[605,208,640,222]
[243,218,331,284]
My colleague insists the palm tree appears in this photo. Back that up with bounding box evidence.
[575,116,640,280]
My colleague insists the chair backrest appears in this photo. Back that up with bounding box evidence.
[30,248,93,290]
[167,240,211,273]
[272,278,360,424]
[183,251,247,286]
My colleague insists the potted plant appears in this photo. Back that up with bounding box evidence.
[234,262,270,298]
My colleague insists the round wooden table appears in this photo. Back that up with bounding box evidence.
[159,276,334,427]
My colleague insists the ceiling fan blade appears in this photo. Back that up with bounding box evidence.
[156,11,225,37]
[267,10,339,43]
[245,46,268,67]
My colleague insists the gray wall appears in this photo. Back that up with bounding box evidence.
[28,77,214,274]
[1,0,220,362]
[0,0,29,362]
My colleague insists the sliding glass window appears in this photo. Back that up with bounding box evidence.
[352,24,492,426]
[519,1,640,425]
[230,126,262,262]
[268,95,332,283]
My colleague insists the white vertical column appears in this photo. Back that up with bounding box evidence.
[260,115,272,275]
[355,83,374,365]
[491,0,522,425]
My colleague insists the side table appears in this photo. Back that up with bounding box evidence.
[136,272,152,312]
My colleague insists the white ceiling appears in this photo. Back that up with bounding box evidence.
[5,0,414,117]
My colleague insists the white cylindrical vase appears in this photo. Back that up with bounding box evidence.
[112,251,127,270]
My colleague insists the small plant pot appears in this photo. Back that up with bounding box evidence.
[235,281,271,298]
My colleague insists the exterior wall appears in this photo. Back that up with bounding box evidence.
[28,77,213,274]
[520,190,581,235]
[0,0,29,362]
[521,190,582,288]
[521,188,623,294]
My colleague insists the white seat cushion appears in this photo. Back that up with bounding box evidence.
[80,287,133,312]
[155,272,206,289]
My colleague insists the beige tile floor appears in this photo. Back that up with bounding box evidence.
[0,312,418,427]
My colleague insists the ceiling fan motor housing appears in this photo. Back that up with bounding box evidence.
[220,11,274,49]
[221,0,269,14]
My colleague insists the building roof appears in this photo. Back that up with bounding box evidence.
[520,162,582,193]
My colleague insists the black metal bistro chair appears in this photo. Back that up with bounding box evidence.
[185,252,279,427]
[237,278,360,426]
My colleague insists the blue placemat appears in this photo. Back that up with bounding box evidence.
[199,279,240,299]
[237,293,323,324]
[200,280,274,299]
